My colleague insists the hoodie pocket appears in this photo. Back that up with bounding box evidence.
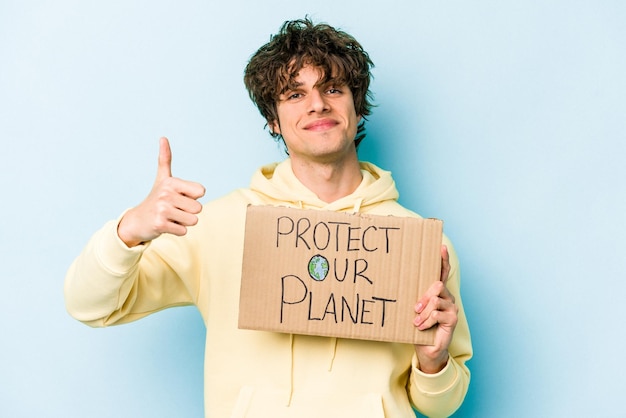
[230,385,385,418]
[230,386,254,418]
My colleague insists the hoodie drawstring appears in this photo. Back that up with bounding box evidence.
[287,333,295,406]
[287,335,338,406]
[328,337,338,371]
[352,197,363,213]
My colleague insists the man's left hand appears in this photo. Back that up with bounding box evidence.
[413,245,458,374]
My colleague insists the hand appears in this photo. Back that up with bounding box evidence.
[413,245,458,373]
[117,137,206,247]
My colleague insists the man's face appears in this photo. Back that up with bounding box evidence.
[270,65,361,165]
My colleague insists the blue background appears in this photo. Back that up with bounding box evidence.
[1,1,624,417]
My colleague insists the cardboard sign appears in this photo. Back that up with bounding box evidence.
[238,205,443,345]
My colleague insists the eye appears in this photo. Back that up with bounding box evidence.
[327,87,342,95]
[282,91,304,101]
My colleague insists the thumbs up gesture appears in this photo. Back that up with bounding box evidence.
[117,137,206,247]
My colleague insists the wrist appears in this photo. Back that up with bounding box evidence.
[117,212,145,248]
[416,350,449,374]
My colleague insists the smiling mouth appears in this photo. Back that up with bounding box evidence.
[304,119,338,131]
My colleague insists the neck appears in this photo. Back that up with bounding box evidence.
[290,153,363,203]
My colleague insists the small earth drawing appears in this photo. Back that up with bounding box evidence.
[308,255,329,281]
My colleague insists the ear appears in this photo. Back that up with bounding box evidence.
[269,119,281,135]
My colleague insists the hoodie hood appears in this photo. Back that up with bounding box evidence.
[249,159,399,213]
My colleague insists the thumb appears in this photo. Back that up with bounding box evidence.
[440,245,450,283]
[156,136,173,181]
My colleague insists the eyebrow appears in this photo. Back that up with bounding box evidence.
[281,78,342,95]
[279,81,303,96]
[288,81,304,89]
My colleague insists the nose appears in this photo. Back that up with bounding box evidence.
[308,89,330,114]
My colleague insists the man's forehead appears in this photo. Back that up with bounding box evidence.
[282,65,341,90]
[290,64,322,80]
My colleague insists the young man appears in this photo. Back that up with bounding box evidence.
[65,18,472,417]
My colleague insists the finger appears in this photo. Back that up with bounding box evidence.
[414,309,440,330]
[153,206,199,235]
[414,297,457,330]
[415,281,444,314]
[156,137,173,182]
[158,177,205,201]
[414,296,443,329]
[415,308,455,331]
[156,218,189,237]
[440,245,451,283]
[173,179,206,201]
[167,207,201,228]
[169,192,204,215]
[415,279,455,314]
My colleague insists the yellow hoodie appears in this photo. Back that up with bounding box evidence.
[65,160,472,418]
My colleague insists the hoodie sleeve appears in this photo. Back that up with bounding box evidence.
[64,215,196,327]
[407,238,472,417]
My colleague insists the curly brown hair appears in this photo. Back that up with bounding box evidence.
[244,18,375,148]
